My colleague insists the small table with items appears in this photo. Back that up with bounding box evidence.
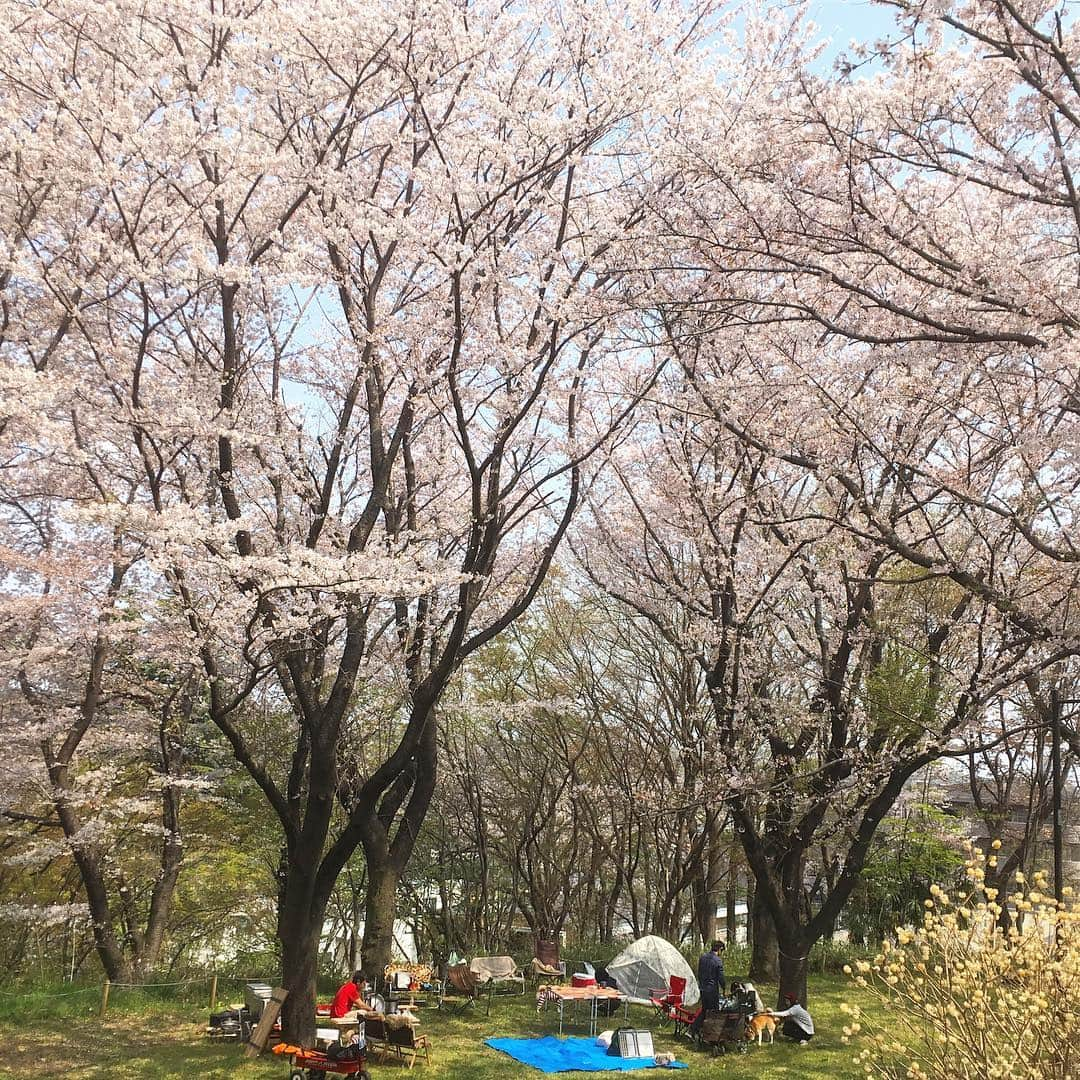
[538,984,627,1037]
[385,964,442,1014]
[313,1011,366,1048]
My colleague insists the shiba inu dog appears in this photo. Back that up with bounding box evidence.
[745,1013,777,1045]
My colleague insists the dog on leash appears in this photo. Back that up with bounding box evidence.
[745,1013,777,1045]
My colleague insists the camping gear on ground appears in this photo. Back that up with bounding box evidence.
[606,1029,654,1058]
[485,1036,689,1072]
[469,955,526,994]
[208,1005,254,1040]
[606,937,699,1007]
[698,1005,752,1056]
[272,1042,370,1079]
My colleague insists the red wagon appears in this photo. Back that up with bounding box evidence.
[273,1043,371,1080]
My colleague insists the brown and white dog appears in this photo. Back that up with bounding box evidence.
[745,1013,777,1046]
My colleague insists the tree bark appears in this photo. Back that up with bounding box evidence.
[748,890,778,982]
[360,863,399,987]
[279,901,325,1045]
[777,939,809,1008]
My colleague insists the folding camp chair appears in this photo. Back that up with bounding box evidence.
[438,964,481,1014]
[670,1003,701,1039]
[530,938,566,982]
[469,956,526,995]
[649,975,687,1024]
[530,957,565,979]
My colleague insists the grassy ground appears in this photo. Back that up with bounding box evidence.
[0,976,879,1079]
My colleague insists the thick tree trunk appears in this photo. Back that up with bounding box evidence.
[361,862,400,987]
[278,864,327,1045]
[280,917,323,1044]
[777,939,808,1008]
[748,890,778,982]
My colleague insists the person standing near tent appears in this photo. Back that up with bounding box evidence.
[690,941,725,1036]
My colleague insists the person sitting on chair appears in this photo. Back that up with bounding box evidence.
[330,970,377,1018]
[768,992,815,1044]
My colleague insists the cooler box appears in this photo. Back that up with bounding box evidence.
[571,973,596,988]
[243,982,273,1019]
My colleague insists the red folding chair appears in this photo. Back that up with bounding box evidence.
[649,976,687,1024]
[671,1002,702,1039]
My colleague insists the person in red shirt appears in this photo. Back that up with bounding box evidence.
[330,970,369,1018]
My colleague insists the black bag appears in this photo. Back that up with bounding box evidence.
[326,1042,363,1061]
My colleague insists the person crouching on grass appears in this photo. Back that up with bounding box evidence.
[768,992,814,1044]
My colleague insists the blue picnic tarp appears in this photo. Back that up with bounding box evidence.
[484,1036,689,1072]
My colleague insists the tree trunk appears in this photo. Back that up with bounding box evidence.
[748,891,778,982]
[777,939,808,1008]
[278,862,327,1045]
[135,782,184,977]
[280,917,323,1045]
[361,862,400,987]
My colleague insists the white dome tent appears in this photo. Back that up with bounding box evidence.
[605,935,699,1006]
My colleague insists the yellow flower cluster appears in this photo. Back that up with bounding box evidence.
[841,842,1080,1080]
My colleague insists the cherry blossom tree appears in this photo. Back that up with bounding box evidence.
[594,0,1080,1003]
[654,0,1079,658]
[584,376,1051,1002]
[0,273,201,981]
[0,0,717,1038]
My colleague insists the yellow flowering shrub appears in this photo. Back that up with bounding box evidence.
[842,843,1080,1080]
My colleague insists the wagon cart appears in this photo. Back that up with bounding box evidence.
[272,1043,371,1080]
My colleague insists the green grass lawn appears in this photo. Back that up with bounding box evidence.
[0,976,882,1079]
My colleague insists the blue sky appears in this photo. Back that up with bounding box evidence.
[808,0,897,38]
[805,0,900,60]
